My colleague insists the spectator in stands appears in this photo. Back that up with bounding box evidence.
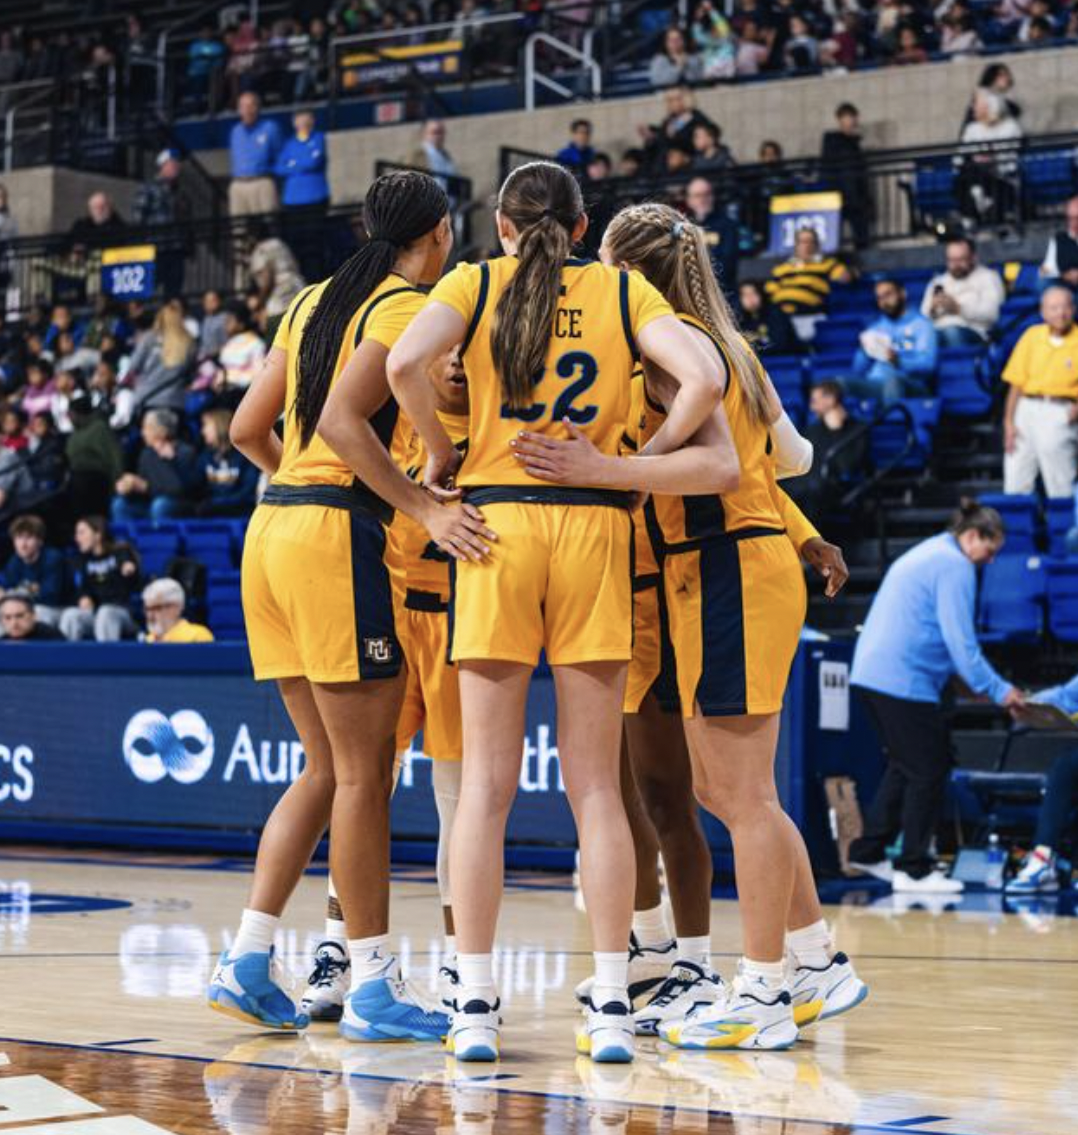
[921,237,1004,348]
[690,123,735,173]
[185,23,227,112]
[956,90,1023,225]
[142,577,213,644]
[962,63,1021,129]
[765,226,851,341]
[0,444,32,518]
[1002,285,1078,498]
[783,14,821,71]
[197,408,259,517]
[111,409,199,524]
[786,380,868,520]
[126,303,196,418]
[60,515,140,642]
[735,19,772,75]
[848,278,939,403]
[277,110,330,217]
[940,7,983,54]
[248,220,305,321]
[648,27,702,88]
[67,192,127,252]
[1039,196,1078,291]
[821,102,871,249]
[643,85,717,174]
[683,177,740,297]
[0,594,64,642]
[215,302,267,402]
[0,181,18,248]
[229,93,282,217]
[891,25,929,65]
[692,1,736,78]
[738,280,800,355]
[1,407,28,453]
[409,119,460,187]
[195,291,229,364]
[134,149,189,299]
[0,515,64,626]
[556,119,596,171]
[17,358,56,419]
[849,501,1024,893]
[27,411,67,488]
[66,394,123,517]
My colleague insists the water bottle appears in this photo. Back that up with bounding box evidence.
[985,833,1005,891]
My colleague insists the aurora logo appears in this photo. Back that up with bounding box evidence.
[122,709,215,785]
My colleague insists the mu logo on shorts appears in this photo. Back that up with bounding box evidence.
[122,709,215,785]
[363,637,394,664]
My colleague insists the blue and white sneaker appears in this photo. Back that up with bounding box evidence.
[1005,849,1060,895]
[660,969,798,1051]
[447,997,501,1062]
[207,947,309,1031]
[787,952,868,1027]
[300,940,350,1022]
[340,957,450,1042]
[634,960,723,1037]
[576,996,635,1063]
[438,960,460,1017]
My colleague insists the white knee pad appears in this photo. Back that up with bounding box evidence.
[432,760,462,906]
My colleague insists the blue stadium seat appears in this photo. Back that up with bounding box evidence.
[869,398,940,471]
[812,316,863,355]
[1046,560,1078,642]
[978,554,1046,643]
[913,160,957,223]
[763,355,806,386]
[977,492,1039,553]
[207,570,245,639]
[1020,150,1077,210]
[182,520,237,572]
[133,524,183,578]
[936,347,991,417]
[809,352,851,384]
[1045,497,1076,558]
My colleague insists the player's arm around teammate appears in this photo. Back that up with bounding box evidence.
[209,172,459,1043]
[385,161,725,1065]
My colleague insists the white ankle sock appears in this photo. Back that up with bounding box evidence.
[676,935,712,969]
[592,951,629,1005]
[740,957,787,993]
[457,953,496,1002]
[1032,845,1054,863]
[347,935,391,988]
[785,919,834,969]
[325,879,346,945]
[232,909,278,956]
[444,935,457,966]
[632,902,673,948]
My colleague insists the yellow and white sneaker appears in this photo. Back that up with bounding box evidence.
[660,970,798,1051]
[446,997,500,1062]
[634,960,724,1037]
[576,996,635,1063]
[788,952,868,1027]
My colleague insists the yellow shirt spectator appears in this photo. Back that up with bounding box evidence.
[1002,323,1078,399]
[147,618,215,644]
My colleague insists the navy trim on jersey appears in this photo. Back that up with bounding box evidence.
[465,485,631,510]
[619,271,638,360]
[460,261,490,355]
[286,284,319,333]
[353,285,421,348]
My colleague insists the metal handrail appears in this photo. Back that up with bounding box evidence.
[820,401,920,511]
[524,33,602,112]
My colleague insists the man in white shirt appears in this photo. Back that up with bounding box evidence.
[1040,196,1078,290]
[920,236,1005,349]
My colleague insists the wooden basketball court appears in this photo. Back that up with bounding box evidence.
[0,848,1074,1135]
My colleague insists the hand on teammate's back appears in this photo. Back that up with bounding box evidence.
[510,420,608,485]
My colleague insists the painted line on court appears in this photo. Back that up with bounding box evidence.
[0,1036,1026,1135]
[90,1040,159,1048]
[884,1119,951,1129]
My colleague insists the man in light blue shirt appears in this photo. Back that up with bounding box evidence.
[228,92,282,216]
[845,278,939,405]
[848,503,1024,893]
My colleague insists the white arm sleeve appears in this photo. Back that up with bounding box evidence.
[770,411,814,478]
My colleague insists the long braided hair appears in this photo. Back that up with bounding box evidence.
[293,170,449,447]
[603,202,770,427]
[490,161,585,411]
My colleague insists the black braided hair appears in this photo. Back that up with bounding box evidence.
[294,170,449,448]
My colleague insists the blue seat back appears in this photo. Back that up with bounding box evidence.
[977,492,1038,553]
[978,554,1046,642]
[1047,561,1078,641]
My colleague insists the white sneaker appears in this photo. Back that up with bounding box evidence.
[576,996,635,1063]
[892,868,964,893]
[300,940,350,1022]
[447,996,501,1062]
[660,969,798,1051]
[575,933,677,1008]
[849,859,893,882]
[633,960,723,1037]
[787,952,868,1027]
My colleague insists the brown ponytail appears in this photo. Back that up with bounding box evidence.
[490,161,584,410]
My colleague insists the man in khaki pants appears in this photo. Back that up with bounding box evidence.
[228,92,282,216]
[1003,285,1078,498]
